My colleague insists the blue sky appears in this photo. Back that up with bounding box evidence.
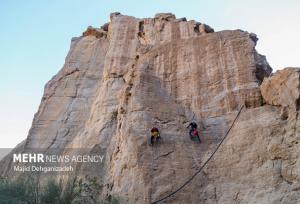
[1,0,299,147]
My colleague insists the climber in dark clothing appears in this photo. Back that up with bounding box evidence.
[187,122,201,143]
[187,122,198,139]
[150,127,161,145]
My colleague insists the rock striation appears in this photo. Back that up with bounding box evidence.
[1,13,299,204]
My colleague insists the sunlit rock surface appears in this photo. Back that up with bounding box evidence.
[2,13,299,204]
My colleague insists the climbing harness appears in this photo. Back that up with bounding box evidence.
[150,105,245,204]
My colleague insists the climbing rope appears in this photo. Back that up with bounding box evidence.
[150,105,245,204]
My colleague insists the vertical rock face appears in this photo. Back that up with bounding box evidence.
[2,13,300,204]
[25,35,110,149]
[25,13,271,149]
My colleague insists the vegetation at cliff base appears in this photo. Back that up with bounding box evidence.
[0,176,121,204]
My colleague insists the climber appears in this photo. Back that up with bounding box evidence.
[187,122,201,143]
[187,122,197,139]
[192,127,201,143]
[150,127,161,146]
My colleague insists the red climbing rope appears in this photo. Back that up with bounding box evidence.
[150,105,245,204]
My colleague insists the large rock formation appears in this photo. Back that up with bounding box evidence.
[261,68,300,109]
[1,13,299,204]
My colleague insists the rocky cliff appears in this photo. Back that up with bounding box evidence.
[1,13,300,204]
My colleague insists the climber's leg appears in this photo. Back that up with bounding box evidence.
[150,136,155,145]
[197,135,201,144]
[156,136,161,143]
[189,129,194,140]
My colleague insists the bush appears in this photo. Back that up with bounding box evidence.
[40,180,61,204]
[0,177,38,204]
[0,176,122,204]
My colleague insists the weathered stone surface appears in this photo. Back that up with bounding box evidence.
[1,13,299,204]
[83,26,107,38]
[261,67,300,109]
[200,105,300,204]
[154,13,176,20]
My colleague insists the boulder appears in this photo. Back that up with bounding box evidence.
[261,67,300,110]
[82,26,107,38]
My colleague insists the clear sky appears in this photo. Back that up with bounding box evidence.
[0,0,299,148]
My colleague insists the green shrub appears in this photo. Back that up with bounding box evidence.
[0,177,122,204]
[40,180,61,204]
[0,177,38,204]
